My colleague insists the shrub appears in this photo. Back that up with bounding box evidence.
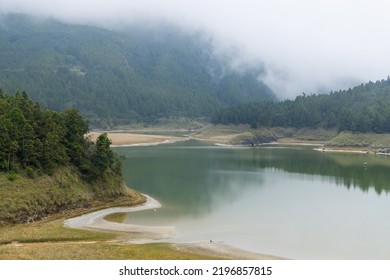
[7,172,18,181]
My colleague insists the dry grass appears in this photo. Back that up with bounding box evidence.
[191,125,250,144]
[326,132,390,148]
[0,242,218,260]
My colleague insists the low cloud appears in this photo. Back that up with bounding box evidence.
[1,0,390,99]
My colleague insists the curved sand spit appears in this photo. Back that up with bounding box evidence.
[64,195,175,239]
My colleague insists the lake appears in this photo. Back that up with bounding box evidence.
[115,140,390,259]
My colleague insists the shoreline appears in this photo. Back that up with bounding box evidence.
[314,147,370,154]
[64,195,284,260]
[111,138,189,147]
[89,131,388,156]
[87,132,188,147]
[64,195,175,239]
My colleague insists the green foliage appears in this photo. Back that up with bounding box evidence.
[7,172,18,181]
[212,77,390,133]
[0,91,120,179]
[88,133,116,179]
[0,14,274,127]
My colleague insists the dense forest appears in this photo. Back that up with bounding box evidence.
[212,77,390,133]
[0,90,120,179]
[0,14,274,127]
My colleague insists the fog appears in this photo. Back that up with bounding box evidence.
[1,0,390,99]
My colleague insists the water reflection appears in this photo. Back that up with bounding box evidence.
[114,141,390,259]
[117,141,264,218]
[116,141,390,219]
[234,147,390,194]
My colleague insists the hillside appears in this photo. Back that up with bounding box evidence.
[212,78,390,133]
[0,166,143,225]
[0,14,275,127]
[0,91,132,224]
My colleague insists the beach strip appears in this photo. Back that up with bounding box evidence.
[64,195,175,239]
[87,132,188,147]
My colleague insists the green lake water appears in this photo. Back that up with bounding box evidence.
[115,140,390,259]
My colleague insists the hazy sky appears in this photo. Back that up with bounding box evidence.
[1,0,390,98]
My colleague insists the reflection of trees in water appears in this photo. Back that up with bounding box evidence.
[237,147,390,195]
[117,142,390,220]
[118,142,264,217]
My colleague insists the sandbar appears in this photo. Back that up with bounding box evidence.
[64,195,175,239]
[87,132,186,147]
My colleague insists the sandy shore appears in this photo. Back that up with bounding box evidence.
[64,195,175,239]
[87,132,187,147]
[174,242,285,260]
[64,195,284,260]
[313,147,370,154]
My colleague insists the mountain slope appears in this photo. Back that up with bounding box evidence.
[212,78,390,133]
[0,14,275,127]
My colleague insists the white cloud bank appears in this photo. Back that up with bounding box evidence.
[1,0,390,98]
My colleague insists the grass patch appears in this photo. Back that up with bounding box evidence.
[192,124,250,143]
[0,220,114,245]
[229,128,278,145]
[0,242,219,260]
[194,124,250,138]
[293,128,338,142]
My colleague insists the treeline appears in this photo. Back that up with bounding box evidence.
[0,90,120,179]
[212,77,390,133]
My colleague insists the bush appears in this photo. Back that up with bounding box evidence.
[7,172,18,181]
[26,167,35,178]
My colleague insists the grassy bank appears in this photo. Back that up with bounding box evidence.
[0,167,222,260]
[0,166,135,225]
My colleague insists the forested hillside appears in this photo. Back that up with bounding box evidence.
[0,90,131,224]
[212,78,390,133]
[0,14,274,127]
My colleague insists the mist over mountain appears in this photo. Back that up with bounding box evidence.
[0,14,274,127]
[2,1,390,100]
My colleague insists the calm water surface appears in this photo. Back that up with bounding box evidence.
[115,140,390,259]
